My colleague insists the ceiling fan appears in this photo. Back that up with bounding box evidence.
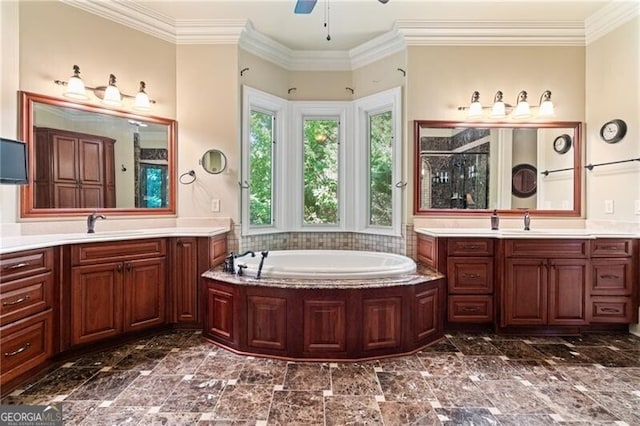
[295,0,389,14]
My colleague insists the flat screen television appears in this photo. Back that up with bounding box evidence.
[0,138,29,185]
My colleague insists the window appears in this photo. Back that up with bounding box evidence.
[242,86,401,236]
[368,111,393,227]
[303,117,340,225]
[241,87,287,235]
[249,109,274,226]
[138,163,167,208]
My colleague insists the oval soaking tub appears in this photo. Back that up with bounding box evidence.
[202,250,444,361]
[240,249,417,280]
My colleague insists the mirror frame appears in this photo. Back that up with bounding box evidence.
[413,120,582,217]
[201,149,227,175]
[19,91,177,218]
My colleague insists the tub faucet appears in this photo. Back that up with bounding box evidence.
[524,210,531,231]
[256,250,269,279]
[223,252,235,273]
[87,211,106,233]
[235,250,256,260]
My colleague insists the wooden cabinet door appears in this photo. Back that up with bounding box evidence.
[123,257,166,332]
[503,259,547,326]
[174,238,199,323]
[52,135,78,185]
[548,259,588,325]
[71,262,123,345]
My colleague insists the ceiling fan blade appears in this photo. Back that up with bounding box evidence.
[294,0,317,14]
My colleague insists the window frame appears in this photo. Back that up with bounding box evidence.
[241,86,402,237]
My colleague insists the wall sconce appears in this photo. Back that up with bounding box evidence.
[54,65,156,111]
[458,89,554,120]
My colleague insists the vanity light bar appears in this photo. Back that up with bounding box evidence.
[458,90,554,120]
[54,65,156,110]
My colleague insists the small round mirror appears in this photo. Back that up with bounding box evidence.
[201,149,227,174]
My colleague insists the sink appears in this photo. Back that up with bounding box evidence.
[499,229,589,237]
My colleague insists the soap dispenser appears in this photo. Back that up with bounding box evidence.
[491,209,499,230]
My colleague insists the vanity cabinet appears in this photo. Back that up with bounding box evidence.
[446,238,494,323]
[502,239,589,327]
[69,239,167,346]
[34,127,116,209]
[588,239,636,323]
[0,248,55,387]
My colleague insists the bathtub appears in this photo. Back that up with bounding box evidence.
[239,249,417,279]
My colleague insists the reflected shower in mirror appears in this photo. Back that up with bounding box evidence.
[414,120,581,216]
[20,91,176,217]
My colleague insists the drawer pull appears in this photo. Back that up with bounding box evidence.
[461,306,480,313]
[600,307,621,314]
[600,246,619,250]
[462,245,479,249]
[2,295,30,306]
[4,343,31,358]
[3,262,30,270]
[462,273,480,279]
[600,274,620,280]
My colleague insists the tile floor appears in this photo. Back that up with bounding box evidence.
[2,329,640,425]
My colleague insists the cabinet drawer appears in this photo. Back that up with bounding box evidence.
[589,297,633,323]
[505,239,588,258]
[0,309,53,385]
[0,273,53,326]
[447,258,493,294]
[448,239,494,257]
[448,296,493,323]
[591,259,632,295]
[72,238,166,265]
[591,239,633,257]
[0,248,53,283]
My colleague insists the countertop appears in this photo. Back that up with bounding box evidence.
[415,228,639,239]
[0,227,229,254]
[202,265,444,289]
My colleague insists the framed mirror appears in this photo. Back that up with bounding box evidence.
[20,91,177,217]
[201,149,227,174]
[414,120,581,216]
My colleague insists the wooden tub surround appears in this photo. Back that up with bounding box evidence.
[201,266,445,361]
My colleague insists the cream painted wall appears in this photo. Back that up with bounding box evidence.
[19,2,176,119]
[352,51,407,98]
[585,17,639,227]
[238,50,289,99]
[0,1,20,232]
[406,45,586,224]
[288,71,353,101]
[176,44,239,221]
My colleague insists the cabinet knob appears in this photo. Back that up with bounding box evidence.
[117,264,123,272]
[125,262,132,272]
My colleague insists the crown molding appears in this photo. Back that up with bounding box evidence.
[397,20,586,46]
[62,1,634,69]
[61,0,176,43]
[585,0,640,45]
[175,19,247,45]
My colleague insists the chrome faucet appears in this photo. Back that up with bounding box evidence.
[87,212,106,233]
[524,210,531,231]
[256,250,269,279]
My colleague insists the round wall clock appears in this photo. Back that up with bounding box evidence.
[553,134,572,154]
[600,119,627,144]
